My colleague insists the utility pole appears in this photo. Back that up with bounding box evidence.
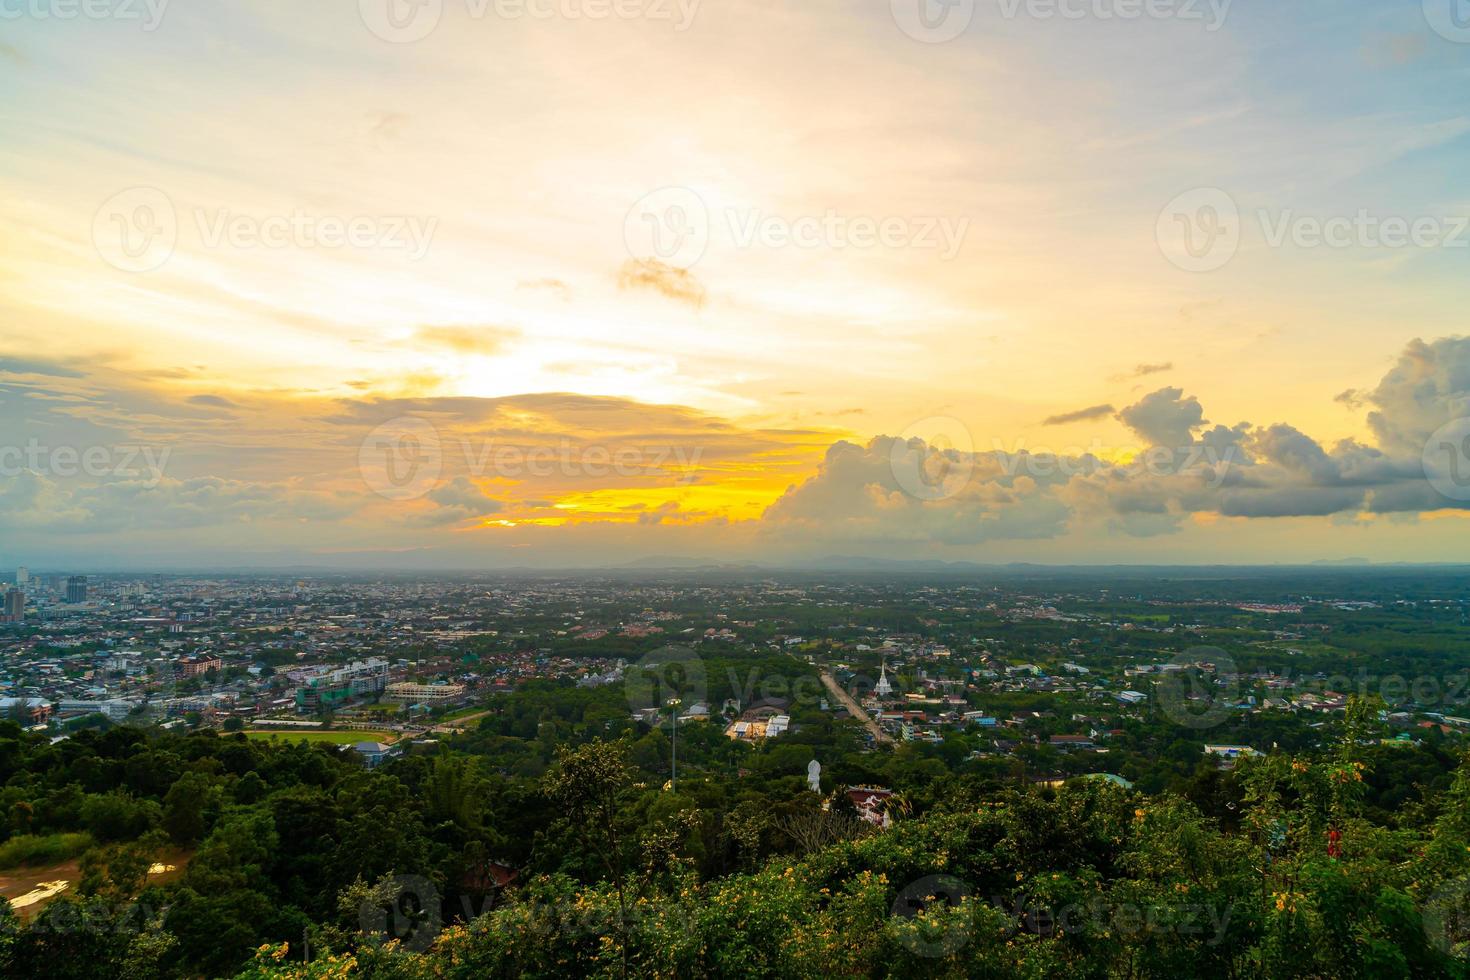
[667,696,681,791]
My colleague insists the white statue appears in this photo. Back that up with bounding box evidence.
[807,758,821,793]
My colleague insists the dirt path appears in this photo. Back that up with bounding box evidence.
[0,848,191,918]
[820,672,892,744]
[429,709,491,734]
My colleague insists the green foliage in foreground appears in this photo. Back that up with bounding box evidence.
[0,831,94,868]
[231,737,1470,980]
[0,696,1468,979]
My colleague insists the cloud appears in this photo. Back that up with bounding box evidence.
[617,259,707,309]
[762,438,1072,545]
[8,337,1470,562]
[1116,387,1206,447]
[1042,403,1115,426]
[1109,362,1173,383]
[406,325,519,357]
[761,337,1470,548]
[518,278,573,301]
[0,471,360,533]
[406,476,503,527]
[637,501,685,525]
[0,355,85,378]
[1360,336,1470,454]
[362,110,409,145]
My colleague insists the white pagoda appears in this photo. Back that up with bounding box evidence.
[874,657,893,697]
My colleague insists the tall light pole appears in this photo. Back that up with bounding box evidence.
[667,696,681,792]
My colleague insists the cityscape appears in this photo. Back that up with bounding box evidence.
[5,568,1470,764]
[6,1,1470,977]
[2,564,1470,974]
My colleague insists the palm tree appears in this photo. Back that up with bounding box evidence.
[885,790,915,821]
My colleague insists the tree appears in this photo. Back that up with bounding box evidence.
[424,753,484,831]
[162,771,214,844]
[543,739,637,978]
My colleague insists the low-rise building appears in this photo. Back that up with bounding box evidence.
[348,740,400,768]
[179,655,222,677]
[0,697,52,724]
[57,699,139,721]
[295,658,389,712]
[384,681,466,705]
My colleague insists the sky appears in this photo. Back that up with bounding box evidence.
[3,0,1470,569]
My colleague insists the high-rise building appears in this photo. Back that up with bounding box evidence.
[3,589,22,622]
[15,567,27,586]
[66,575,88,604]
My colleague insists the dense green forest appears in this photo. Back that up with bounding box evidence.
[0,689,1468,978]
